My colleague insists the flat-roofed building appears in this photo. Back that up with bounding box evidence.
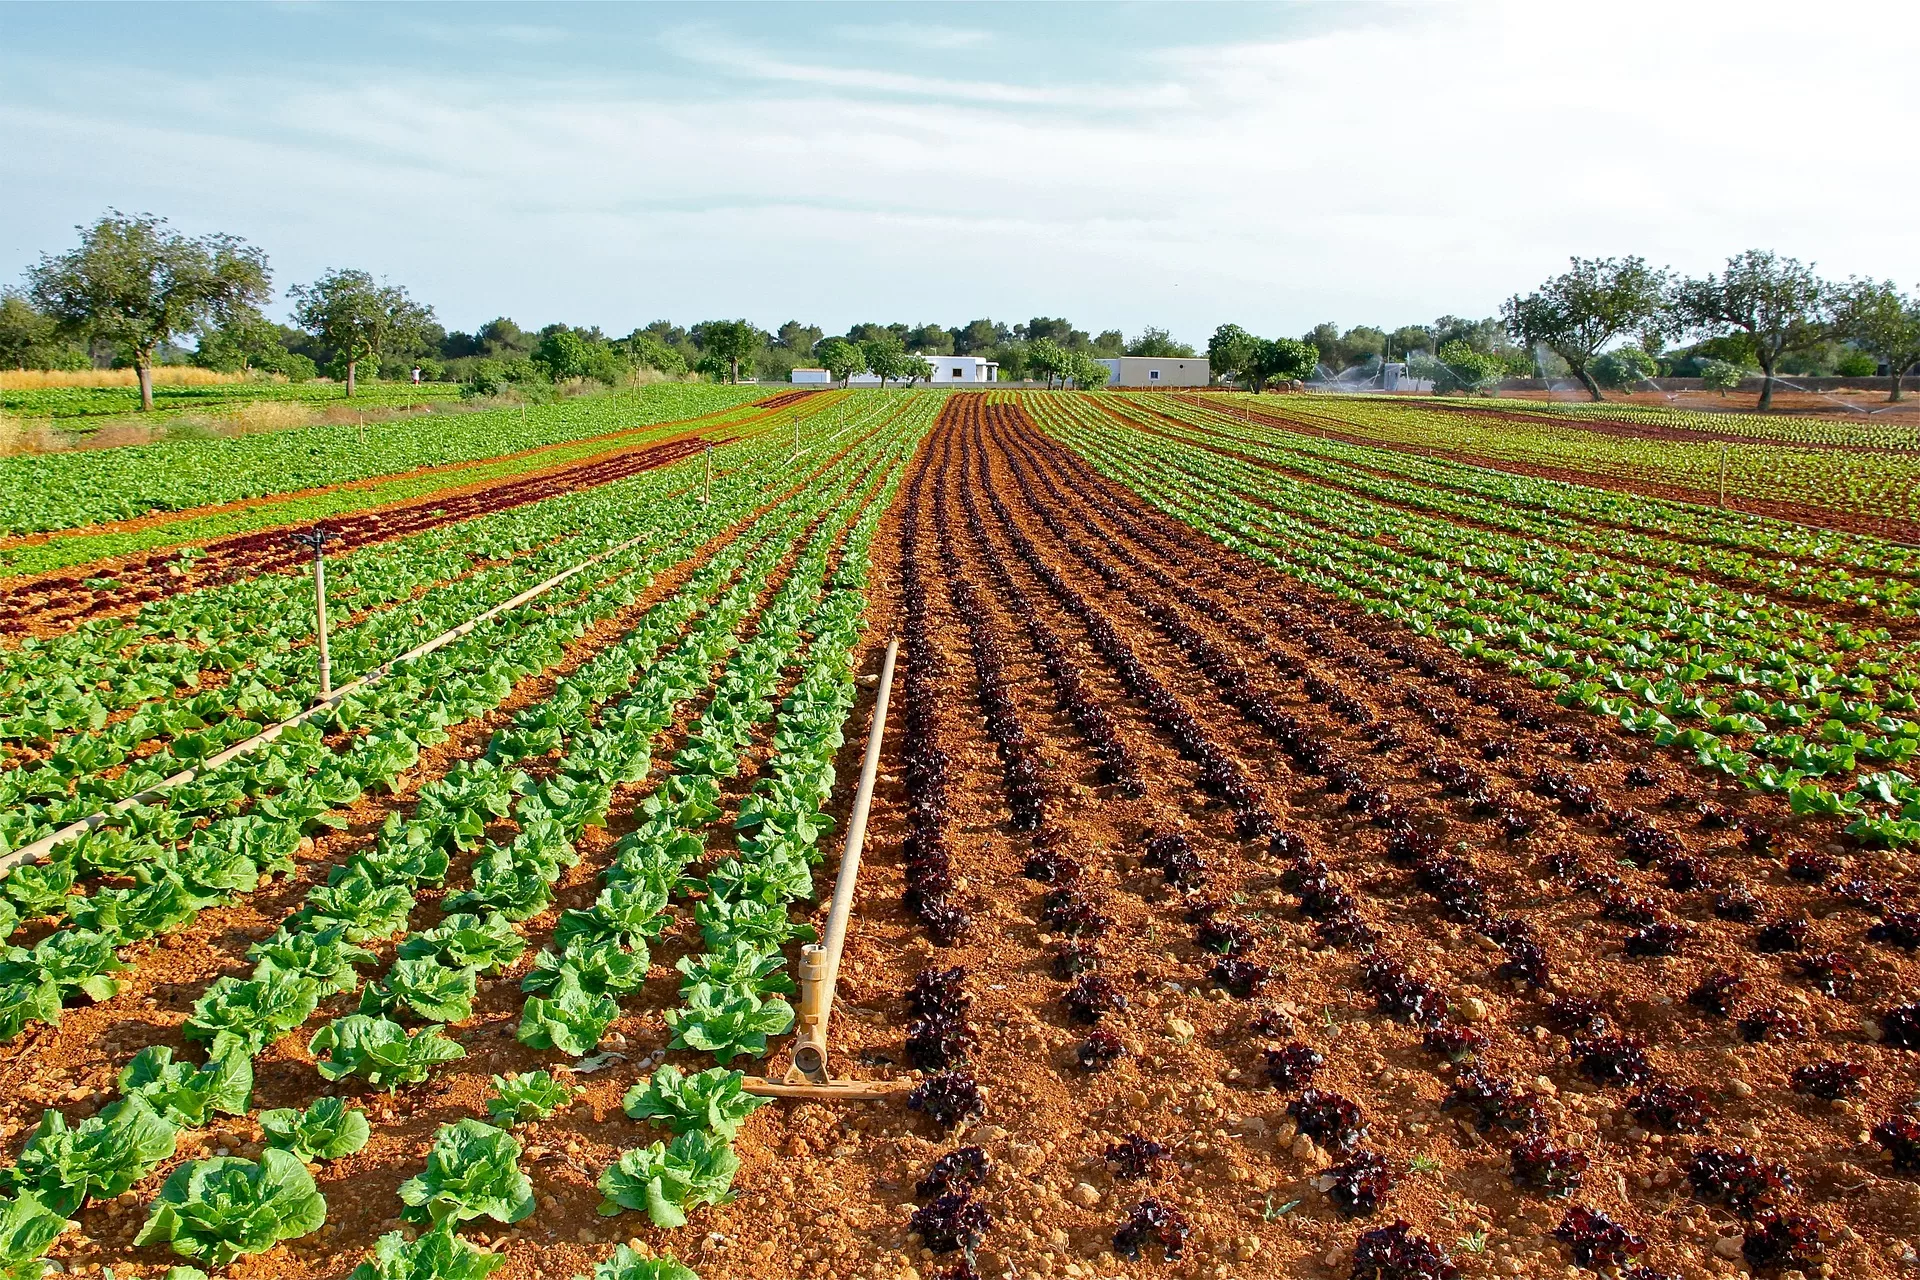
[1096,356,1210,387]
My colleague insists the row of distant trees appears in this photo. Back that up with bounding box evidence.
[0,211,1197,408]
[1299,254,1920,407]
[10,212,1914,410]
[1500,252,1920,407]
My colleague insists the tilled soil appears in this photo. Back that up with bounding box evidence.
[734,398,1911,1280]
[0,435,725,637]
[8,396,1917,1280]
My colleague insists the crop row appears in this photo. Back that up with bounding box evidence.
[0,382,776,536]
[1030,393,1920,848]
[974,401,1906,1276]
[1142,393,1920,607]
[0,395,934,1277]
[1218,391,1920,527]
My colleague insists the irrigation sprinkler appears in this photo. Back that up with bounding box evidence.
[288,527,342,700]
[743,635,909,1101]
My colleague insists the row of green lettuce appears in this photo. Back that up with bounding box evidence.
[0,382,774,536]
[0,394,925,1278]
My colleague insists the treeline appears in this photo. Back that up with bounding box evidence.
[0,210,1201,408]
[1310,252,1920,406]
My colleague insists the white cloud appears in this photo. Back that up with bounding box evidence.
[3,0,1916,344]
[831,22,993,50]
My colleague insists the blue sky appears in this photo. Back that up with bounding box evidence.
[3,1,1914,347]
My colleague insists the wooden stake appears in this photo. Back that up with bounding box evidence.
[703,442,713,506]
[1719,443,1728,509]
[744,636,901,1096]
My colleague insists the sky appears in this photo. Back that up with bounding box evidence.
[2,0,1915,348]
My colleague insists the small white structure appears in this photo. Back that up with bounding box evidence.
[848,355,999,385]
[790,368,831,384]
[1095,356,1210,387]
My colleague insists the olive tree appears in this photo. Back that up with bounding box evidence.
[1670,250,1827,411]
[1832,278,1920,402]
[1501,256,1668,401]
[27,211,271,410]
[859,334,917,388]
[289,269,435,397]
[1206,324,1259,389]
[817,338,865,387]
[1026,338,1070,389]
[696,319,762,385]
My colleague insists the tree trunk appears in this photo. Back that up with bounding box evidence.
[135,354,154,412]
[1892,364,1906,403]
[729,358,739,384]
[1756,355,1774,411]
[1572,363,1605,402]
[345,355,358,398]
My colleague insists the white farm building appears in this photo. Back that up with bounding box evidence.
[789,368,831,384]
[1096,356,1210,387]
[847,354,999,385]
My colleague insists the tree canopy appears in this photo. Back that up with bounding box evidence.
[695,319,762,384]
[1833,278,1920,402]
[27,210,270,409]
[1501,256,1668,401]
[1671,249,1827,410]
[288,269,434,397]
[816,338,865,387]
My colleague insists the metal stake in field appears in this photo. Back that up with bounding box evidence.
[703,442,713,506]
[288,527,342,700]
[1719,443,1728,509]
[791,416,800,463]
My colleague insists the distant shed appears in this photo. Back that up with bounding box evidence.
[790,368,831,384]
[1096,356,1210,387]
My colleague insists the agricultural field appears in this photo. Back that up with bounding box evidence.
[0,385,1914,1280]
[1208,392,1920,541]
[0,380,466,423]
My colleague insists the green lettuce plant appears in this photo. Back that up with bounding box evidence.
[259,1097,371,1161]
[398,1119,535,1227]
[132,1149,326,1266]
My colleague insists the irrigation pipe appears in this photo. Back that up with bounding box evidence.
[0,519,677,881]
[747,633,901,1097]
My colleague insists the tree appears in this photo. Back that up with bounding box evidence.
[1500,256,1668,401]
[1091,330,1125,357]
[1305,322,1345,370]
[26,210,270,410]
[192,307,290,375]
[774,321,823,355]
[1671,250,1828,410]
[1590,346,1658,390]
[1387,325,1434,360]
[1414,339,1506,395]
[0,291,61,370]
[1833,278,1920,402]
[952,319,1006,354]
[816,338,865,388]
[1246,337,1318,392]
[1699,360,1744,396]
[695,319,761,384]
[1207,324,1259,389]
[1124,327,1196,358]
[1027,338,1071,389]
[476,318,531,356]
[906,324,954,355]
[859,334,916,388]
[1340,326,1388,367]
[622,331,688,376]
[1019,317,1075,346]
[288,269,434,397]
[1068,352,1111,389]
